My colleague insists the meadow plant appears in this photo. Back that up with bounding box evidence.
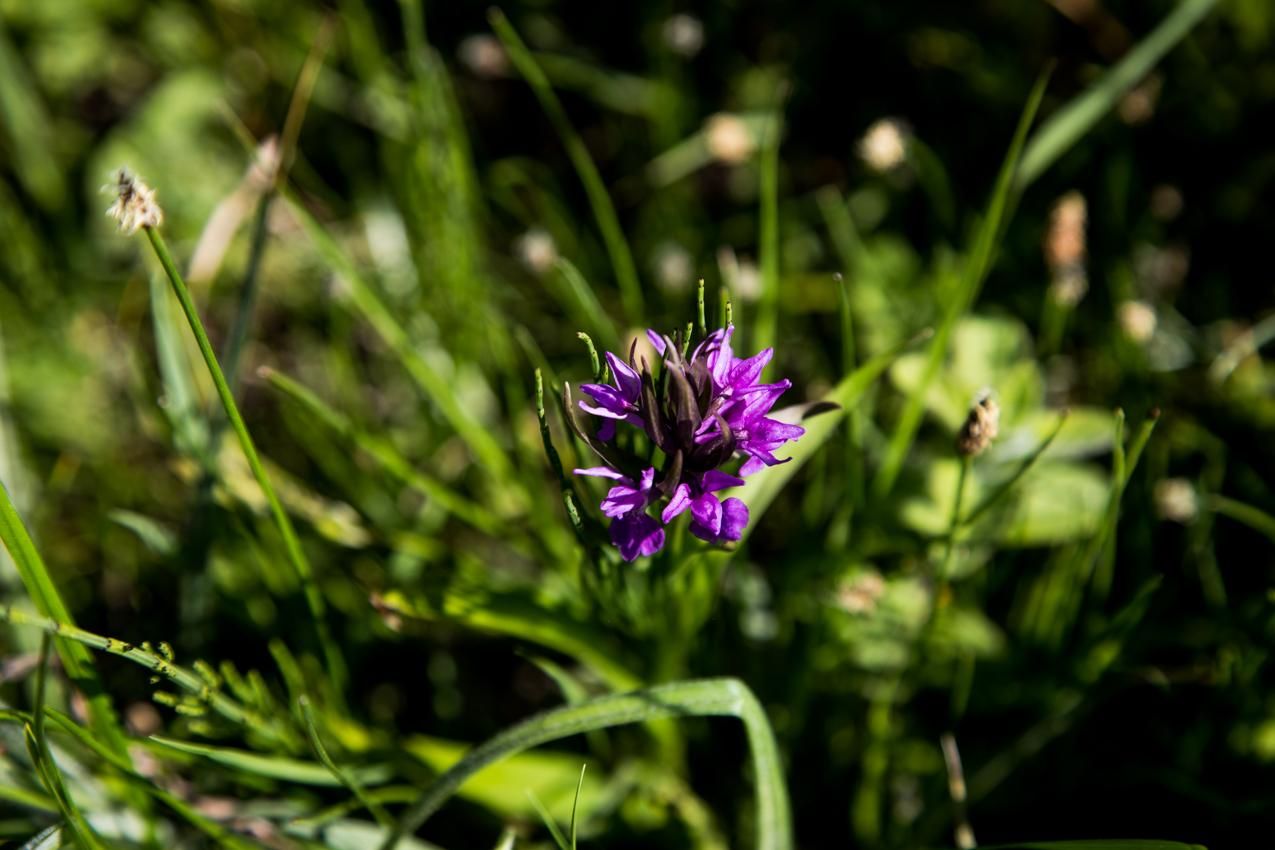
[572,323,804,559]
[0,2,1260,849]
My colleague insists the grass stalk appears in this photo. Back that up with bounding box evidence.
[490,9,644,323]
[142,226,347,695]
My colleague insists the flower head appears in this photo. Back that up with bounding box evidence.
[570,324,804,560]
[105,168,163,235]
[956,393,999,457]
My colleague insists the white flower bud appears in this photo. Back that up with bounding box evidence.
[105,168,163,235]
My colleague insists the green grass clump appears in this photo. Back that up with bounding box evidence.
[0,2,1268,849]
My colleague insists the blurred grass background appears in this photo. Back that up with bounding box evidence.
[2,0,1275,848]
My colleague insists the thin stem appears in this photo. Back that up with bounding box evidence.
[938,456,972,586]
[960,410,1069,529]
[142,227,347,695]
[300,695,394,829]
[0,604,289,745]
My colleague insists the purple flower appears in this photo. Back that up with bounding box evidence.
[569,324,803,560]
[574,466,665,561]
[662,470,750,544]
[577,353,642,441]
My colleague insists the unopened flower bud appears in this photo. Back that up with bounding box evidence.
[105,168,164,234]
[858,118,909,173]
[1154,478,1198,524]
[705,113,755,164]
[956,393,999,457]
[515,228,558,275]
[662,14,704,57]
[1045,191,1086,269]
[836,570,886,615]
[458,34,508,78]
[1118,300,1157,343]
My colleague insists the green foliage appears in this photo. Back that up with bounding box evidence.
[0,1,1261,849]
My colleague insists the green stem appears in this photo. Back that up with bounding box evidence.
[938,456,972,586]
[143,227,347,696]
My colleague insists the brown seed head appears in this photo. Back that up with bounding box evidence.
[105,168,163,234]
[956,394,999,457]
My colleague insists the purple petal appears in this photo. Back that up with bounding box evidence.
[721,381,792,427]
[580,383,634,414]
[605,353,640,399]
[646,330,667,355]
[662,483,693,523]
[691,327,725,361]
[638,466,656,493]
[574,466,626,480]
[597,419,616,441]
[719,497,749,541]
[601,483,646,517]
[690,492,722,536]
[739,444,792,468]
[579,401,631,420]
[726,347,773,390]
[701,470,745,492]
[611,513,665,561]
[750,416,806,443]
[707,325,736,388]
[739,456,768,477]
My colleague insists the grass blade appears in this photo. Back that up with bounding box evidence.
[372,589,641,693]
[381,678,791,850]
[569,764,586,850]
[1204,495,1275,544]
[299,695,394,828]
[18,824,63,850]
[1016,0,1219,189]
[0,481,132,764]
[753,94,785,355]
[150,735,391,787]
[283,190,515,482]
[960,410,1070,528]
[554,257,622,353]
[872,71,1050,499]
[0,605,292,747]
[27,637,107,850]
[732,330,931,534]
[36,709,261,850]
[261,367,504,537]
[490,8,644,322]
[527,788,571,850]
[143,226,347,695]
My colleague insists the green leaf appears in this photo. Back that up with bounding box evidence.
[899,460,1108,547]
[286,817,444,850]
[382,678,791,850]
[1016,0,1220,189]
[730,330,931,533]
[41,710,260,850]
[405,735,601,824]
[19,824,64,850]
[889,314,1043,432]
[107,509,178,557]
[149,736,392,787]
